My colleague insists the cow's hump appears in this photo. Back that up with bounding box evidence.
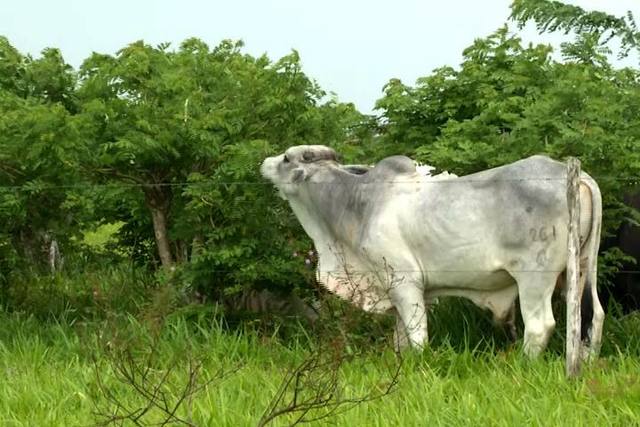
[368,155,416,180]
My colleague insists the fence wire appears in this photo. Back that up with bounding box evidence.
[1,173,637,274]
[0,175,639,190]
[131,268,640,274]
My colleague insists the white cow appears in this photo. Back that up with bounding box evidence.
[261,145,604,357]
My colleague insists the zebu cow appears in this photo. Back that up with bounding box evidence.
[261,145,604,357]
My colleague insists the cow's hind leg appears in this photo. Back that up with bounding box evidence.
[498,301,518,343]
[581,269,604,360]
[513,272,558,357]
[389,279,428,350]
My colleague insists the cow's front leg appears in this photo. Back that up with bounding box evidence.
[390,281,428,349]
[392,313,410,352]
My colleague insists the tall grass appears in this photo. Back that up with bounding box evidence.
[0,269,639,426]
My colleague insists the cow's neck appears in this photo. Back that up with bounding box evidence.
[286,188,367,286]
[288,176,370,247]
[287,195,335,251]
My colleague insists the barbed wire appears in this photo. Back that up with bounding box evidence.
[9,265,640,276]
[0,175,639,190]
[187,268,640,274]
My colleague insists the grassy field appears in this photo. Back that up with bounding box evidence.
[1,293,640,427]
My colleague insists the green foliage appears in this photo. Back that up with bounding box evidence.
[78,221,126,252]
[510,0,640,59]
[0,38,86,278]
[0,35,371,300]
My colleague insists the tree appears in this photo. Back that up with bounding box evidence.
[510,0,640,60]
[0,37,83,278]
[76,37,372,300]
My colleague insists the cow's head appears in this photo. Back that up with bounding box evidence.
[260,145,338,199]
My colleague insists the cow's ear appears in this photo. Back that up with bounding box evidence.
[292,168,306,183]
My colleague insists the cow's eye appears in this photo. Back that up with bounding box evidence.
[283,155,290,163]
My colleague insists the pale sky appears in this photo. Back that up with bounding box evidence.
[2,0,638,113]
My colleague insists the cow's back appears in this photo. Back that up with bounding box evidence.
[388,156,572,290]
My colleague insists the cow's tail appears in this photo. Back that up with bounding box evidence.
[578,174,604,358]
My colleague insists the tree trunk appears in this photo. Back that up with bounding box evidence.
[150,208,173,268]
[191,234,204,260]
[174,240,188,263]
[144,187,174,269]
[48,238,62,274]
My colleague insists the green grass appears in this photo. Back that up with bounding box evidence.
[1,299,640,427]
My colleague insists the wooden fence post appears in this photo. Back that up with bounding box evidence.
[566,157,582,378]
